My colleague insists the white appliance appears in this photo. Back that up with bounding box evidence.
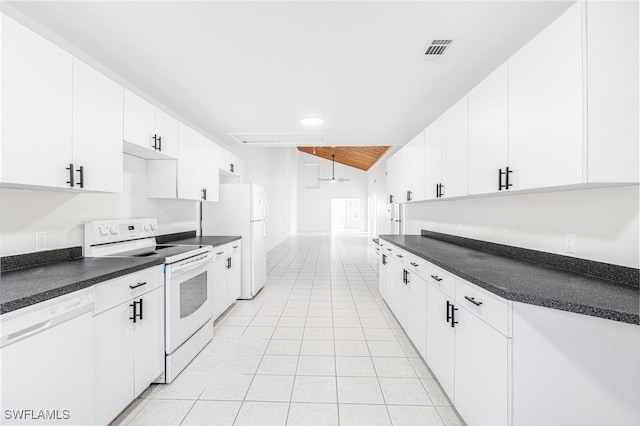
[0,289,94,425]
[84,218,214,383]
[202,183,267,299]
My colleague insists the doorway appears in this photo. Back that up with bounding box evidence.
[331,198,361,232]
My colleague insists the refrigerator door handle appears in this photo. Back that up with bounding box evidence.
[264,201,268,220]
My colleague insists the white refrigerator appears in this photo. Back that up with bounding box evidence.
[202,183,268,299]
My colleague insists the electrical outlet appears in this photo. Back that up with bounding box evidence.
[565,233,576,254]
[35,232,48,251]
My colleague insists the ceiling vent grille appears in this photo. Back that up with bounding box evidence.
[424,39,454,60]
[228,132,325,146]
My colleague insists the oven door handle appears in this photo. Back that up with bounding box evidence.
[169,252,215,276]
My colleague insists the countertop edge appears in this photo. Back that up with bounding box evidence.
[379,235,640,325]
[0,259,164,315]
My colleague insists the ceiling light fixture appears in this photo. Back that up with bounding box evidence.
[300,117,324,126]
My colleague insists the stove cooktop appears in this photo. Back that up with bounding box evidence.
[104,244,211,262]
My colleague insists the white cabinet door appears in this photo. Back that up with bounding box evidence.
[177,124,207,201]
[407,273,427,358]
[212,259,228,320]
[395,266,409,330]
[468,63,509,195]
[72,59,123,193]
[154,109,180,159]
[586,1,639,184]
[123,89,156,151]
[202,140,220,203]
[379,252,388,300]
[93,302,134,426]
[407,131,425,201]
[454,306,509,426]
[426,282,455,398]
[386,152,403,204]
[133,287,165,397]
[424,117,443,200]
[441,97,469,198]
[385,257,401,313]
[508,3,583,190]
[1,14,73,189]
[227,252,242,304]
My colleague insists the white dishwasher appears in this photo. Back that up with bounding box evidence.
[0,289,94,425]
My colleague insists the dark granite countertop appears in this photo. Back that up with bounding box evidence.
[1,256,164,314]
[170,236,241,247]
[379,234,639,325]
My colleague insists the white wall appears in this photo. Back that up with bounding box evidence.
[0,155,198,256]
[297,152,368,233]
[367,157,390,237]
[403,185,639,268]
[240,146,298,252]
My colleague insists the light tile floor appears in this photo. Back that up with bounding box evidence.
[113,234,465,426]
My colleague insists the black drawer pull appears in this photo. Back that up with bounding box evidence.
[410,262,418,267]
[464,296,483,306]
[386,248,392,252]
[431,275,443,282]
[217,251,224,255]
[129,282,147,290]
[397,254,403,258]
[233,245,239,249]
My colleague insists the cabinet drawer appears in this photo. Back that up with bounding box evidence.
[382,243,395,259]
[404,252,428,279]
[212,245,228,262]
[93,266,163,315]
[392,247,406,265]
[228,241,241,256]
[456,278,510,336]
[425,264,456,298]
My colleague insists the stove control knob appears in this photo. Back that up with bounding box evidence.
[144,223,152,232]
[99,226,109,236]
[110,225,119,235]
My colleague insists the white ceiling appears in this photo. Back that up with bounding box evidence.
[7,1,572,149]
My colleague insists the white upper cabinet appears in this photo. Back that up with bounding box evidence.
[424,117,443,200]
[508,2,583,191]
[468,63,509,195]
[386,150,405,204]
[147,123,219,201]
[123,89,179,160]
[1,15,122,193]
[1,14,73,189]
[586,1,639,183]
[441,97,469,198]
[407,131,425,202]
[72,59,123,193]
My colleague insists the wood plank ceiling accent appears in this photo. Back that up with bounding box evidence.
[297,146,390,171]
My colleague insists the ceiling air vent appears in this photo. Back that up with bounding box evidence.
[424,39,454,60]
[228,132,325,146]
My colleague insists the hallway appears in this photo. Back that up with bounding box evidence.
[113,234,463,426]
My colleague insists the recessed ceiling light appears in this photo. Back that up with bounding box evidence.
[300,117,324,126]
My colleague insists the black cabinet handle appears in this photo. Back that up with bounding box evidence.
[397,254,403,258]
[382,254,387,265]
[202,188,207,200]
[129,282,147,290]
[435,183,439,198]
[233,245,239,249]
[446,300,452,323]
[410,262,418,267]
[389,194,394,203]
[407,190,412,202]
[499,167,513,191]
[451,304,458,327]
[386,248,392,252]
[431,274,443,282]
[129,301,137,323]
[158,135,162,152]
[152,134,158,150]
[230,163,234,173]
[464,296,483,306]
[402,269,407,284]
[226,257,231,269]
[66,163,75,187]
[440,184,445,197]
[76,165,84,188]
[217,251,224,255]
[405,270,410,285]
[137,298,143,321]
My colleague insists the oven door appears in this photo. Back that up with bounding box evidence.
[165,251,214,354]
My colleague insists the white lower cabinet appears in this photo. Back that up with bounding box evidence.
[454,305,510,426]
[378,249,388,300]
[227,245,242,305]
[93,267,164,425]
[211,243,242,320]
[406,270,427,358]
[425,281,456,398]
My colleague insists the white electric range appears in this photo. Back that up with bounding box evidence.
[84,218,215,383]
